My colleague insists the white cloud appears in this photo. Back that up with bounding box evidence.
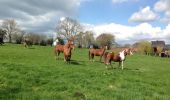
[154,0,170,12]
[154,0,170,23]
[84,22,170,44]
[112,0,128,3]
[112,0,138,4]
[129,6,158,22]
[0,0,85,33]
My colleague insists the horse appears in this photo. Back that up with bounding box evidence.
[112,47,133,55]
[104,49,132,70]
[22,39,33,48]
[63,40,74,63]
[123,48,133,55]
[89,46,107,62]
[54,43,75,60]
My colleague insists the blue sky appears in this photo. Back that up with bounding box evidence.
[79,0,158,25]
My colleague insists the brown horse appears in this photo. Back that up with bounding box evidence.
[104,49,132,70]
[63,40,74,63]
[123,48,133,55]
[89,46,107,62]
[54,42,75,60]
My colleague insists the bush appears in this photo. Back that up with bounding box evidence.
[40,40,47,46]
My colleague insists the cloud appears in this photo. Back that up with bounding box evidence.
[129,6,158,22]
[0,0,85,33]
[154,0,170,23]
[112,0,138,4]
[84,22,170,44]
[112,0,128,4]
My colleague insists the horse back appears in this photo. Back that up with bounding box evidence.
[90,48,105,55]
[55,44,64,51]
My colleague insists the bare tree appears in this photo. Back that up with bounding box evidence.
[96,33,115,49]
[56,17,82,41]
[83,31,95,48]
[75,31,95,48]
[13,30,26,44]
[76,32,84,47]
[2,19,20,43]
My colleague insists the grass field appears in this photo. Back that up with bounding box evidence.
[0,44,170,100]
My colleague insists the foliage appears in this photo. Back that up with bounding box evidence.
[96,33,115,49]
[75,31,95,48]
[13,30,26,44]
[1,19,20,43]
[135,41,152,54]
[0,29,6,45]
[24,33,47,45]
[56,17,82,41]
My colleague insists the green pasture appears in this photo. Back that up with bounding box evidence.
[0,44,170,100]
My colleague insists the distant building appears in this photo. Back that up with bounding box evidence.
[151,40,165,48]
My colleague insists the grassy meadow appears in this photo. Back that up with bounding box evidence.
[0,44,170,100]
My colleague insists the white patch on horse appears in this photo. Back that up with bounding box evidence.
[119,50,125,61]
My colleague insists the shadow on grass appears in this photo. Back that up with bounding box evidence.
[28,47,35,49]
[106,67,140,71]
[70,60,84,65]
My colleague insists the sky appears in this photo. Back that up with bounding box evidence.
[0,0,170,44]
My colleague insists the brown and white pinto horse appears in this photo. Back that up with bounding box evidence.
[54,42,75,60]
[104,49,133,70]
[89,46,107,62]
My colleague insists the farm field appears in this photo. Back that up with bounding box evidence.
[0,44,170,100]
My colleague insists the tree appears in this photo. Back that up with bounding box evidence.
[75,31,95,48]
[96,33,115,49]
[56,17,82,41]
[2,19,20,43]
[13,30,26,44]
[75,32,84,48]
[83,31,95,48]
[0,29,6,45]
[135,41,152,54]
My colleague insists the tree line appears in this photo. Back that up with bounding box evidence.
[0,18,115,48]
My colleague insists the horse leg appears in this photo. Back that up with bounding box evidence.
[58,52,60,60]
[100,56,102,62]
[110,60,113,69]
[92,55,95,62]
[64,55,66,62]
[118,62,121,68]
[121,61,124,70]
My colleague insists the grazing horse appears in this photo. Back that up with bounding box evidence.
[54,43,75,60]
[63,41,74,63]
[89,46,107,62]
[104,49,132,70]
[23,39,33,48]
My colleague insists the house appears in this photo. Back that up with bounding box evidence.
[151,40,165,48]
